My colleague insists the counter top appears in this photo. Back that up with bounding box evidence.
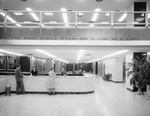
[0,73,96,94]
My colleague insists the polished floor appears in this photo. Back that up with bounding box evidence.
[0,77,150,116]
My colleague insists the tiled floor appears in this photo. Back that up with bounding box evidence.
[0,77,150,116]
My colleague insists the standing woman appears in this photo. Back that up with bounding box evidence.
[47,68,56,95]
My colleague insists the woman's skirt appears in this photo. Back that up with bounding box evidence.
[47,78,56,89]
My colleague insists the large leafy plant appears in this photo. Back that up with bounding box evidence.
[130,56,150,94]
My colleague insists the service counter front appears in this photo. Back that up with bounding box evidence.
[0,73,96,94]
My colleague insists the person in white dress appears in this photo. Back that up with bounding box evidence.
[47,68,56,95]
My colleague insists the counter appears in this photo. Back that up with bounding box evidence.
[0,73,96,94]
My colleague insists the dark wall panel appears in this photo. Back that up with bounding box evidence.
[20,56,30,72]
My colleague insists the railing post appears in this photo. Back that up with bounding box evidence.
[40,11,42,34]
[111,11,114,28]
[75,11,78,28]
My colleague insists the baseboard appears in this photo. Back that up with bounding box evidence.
[110,80,124,83]
[0,92,5,95]
[10,91,94,95]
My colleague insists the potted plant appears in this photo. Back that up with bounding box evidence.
[130,56,150,95]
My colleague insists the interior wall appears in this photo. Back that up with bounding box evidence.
[104,60,115,79]
[114,58,124,82]
[104,58,124,82]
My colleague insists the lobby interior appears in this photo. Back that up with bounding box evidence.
[0,0,150,116]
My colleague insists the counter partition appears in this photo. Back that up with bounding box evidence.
[0,73,96,94]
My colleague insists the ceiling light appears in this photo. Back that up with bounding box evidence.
[65,24,69,27]
[0,12,22,27]
[14,12,24,16]
[77,50,84,63]
[0,53,4,56]
[35,49,56,58]
[23,21,31,23]
[78,22,82,24]
[57,58,69,63]
[77,12,84,17]
[61,8,69,25]
[49,21,57,23]
[0,49,23,56]
[118,13,127,22]
[44,12,53,16]
[132,22,139,24]
[147,52,150,55]
[91,8,100,22]
[101,22,109,24]
[141,13,144,16]
[135,18,144,22]
[89,24,94,27]
[86,58,101,63]
[102,50,129,59]
[105,13,110,16]
[41,24,45,27]
[16,24,22,27]
[26,8,39,21]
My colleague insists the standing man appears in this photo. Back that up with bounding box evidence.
[15,64,25,95]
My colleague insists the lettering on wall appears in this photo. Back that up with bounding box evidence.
[10,36,140,40]
[0,28,149,40]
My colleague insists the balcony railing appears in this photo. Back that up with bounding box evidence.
[0,10,150,28]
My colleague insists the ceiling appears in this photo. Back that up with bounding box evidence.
[0,0,149,63]
[0,0,148,27]
[0,45,150,63]
[0,0,144,11]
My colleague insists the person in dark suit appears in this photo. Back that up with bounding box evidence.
[61,66,67,76]
[31,65,38,76]
[15,64,25,95]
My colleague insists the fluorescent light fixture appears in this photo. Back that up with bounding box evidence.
[26,8,39,21]
[23,21,31,23]
[57,58,69,63]
[44,12,53,16]
[14,12,23,16]
[135,17,144,22]
[77,50,84,63]
[77,12,84,17]
[89,24,94,27]
[148,52,150,55]
[86,58,101,63]
[41,24,45,27]
[78,22,82,24]
[141,13,144,16]
[0,53,4,56]
[105,13,110,16]
[16,24,21,27]
[49,21,57,23]
[65,24,69,27]
[35,49,56,58]
[61,8,69,25]
[101,22,109,24]
[0,12,21,27]
[132,22,139,24]
[118,13,127,22]
[91,8,100,22]
[102,50,129,59]
[0,49,23,56]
